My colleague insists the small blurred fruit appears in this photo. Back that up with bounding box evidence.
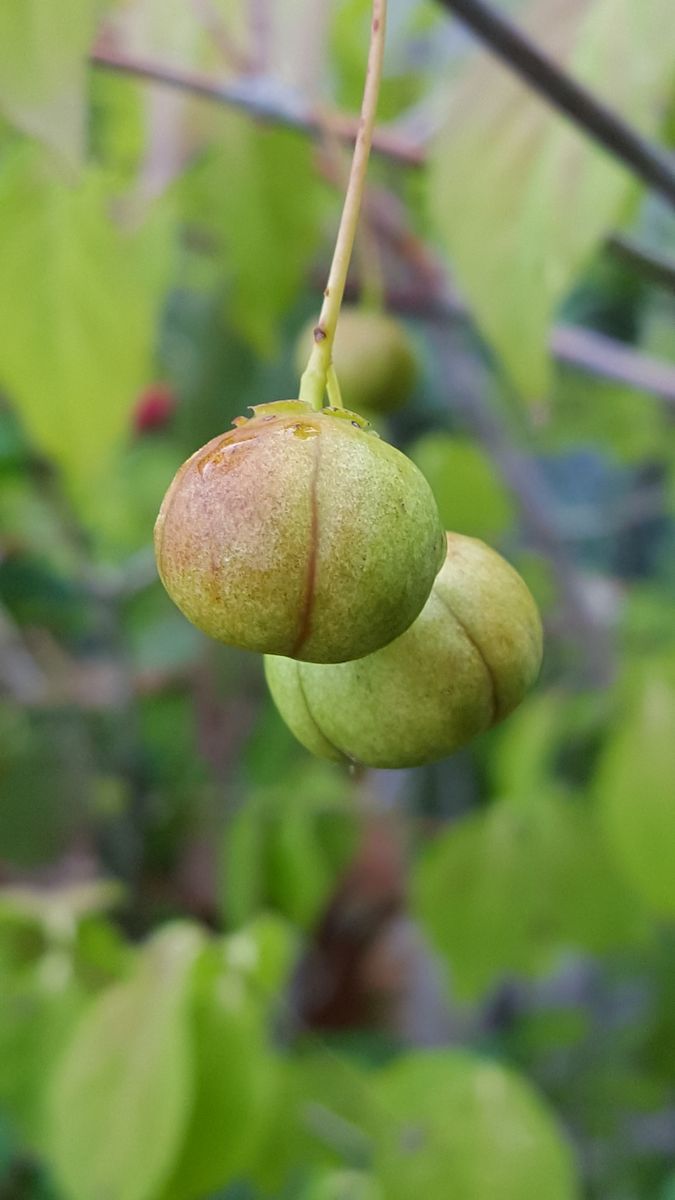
[133,383,176,434]
[295,307,418,415]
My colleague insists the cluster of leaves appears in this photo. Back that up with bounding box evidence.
[1,1,675,1199]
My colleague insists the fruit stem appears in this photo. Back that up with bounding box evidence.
[299,0,388,411]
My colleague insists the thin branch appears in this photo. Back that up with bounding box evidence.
[434,0,675,209]
[90,45,424,167]
[299,0,388,409]
[608,233,675,294]
[551,325,675,405]
[355,188,675,407]
[90,45,675,295]
[91,43,675,403]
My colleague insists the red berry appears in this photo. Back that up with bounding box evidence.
[133,383,175,434]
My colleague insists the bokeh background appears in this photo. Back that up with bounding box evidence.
[1,2,675,1198]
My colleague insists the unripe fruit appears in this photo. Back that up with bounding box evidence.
[295,308,417,415]
[154,401,445,663]
[265,533,543,767]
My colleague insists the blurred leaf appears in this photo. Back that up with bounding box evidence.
[370,1051,579,1199]
[181,116,329,355]
[0,708,89,865]
[161,942,276,1200]
[266,792,336,929]
[0,880,123,931]
[428,0,675,396]
[332,0,441,120]
[48,923,203,1200]
[596,673,675,916]
[90,71,146,188]
[489,691,566,797]
[0,0,102,168]
[252,1049,376,1192]
[0,145,172,491]
[409,433,514,540]
[220,802,266,930]
[0,954,89,1147]
[413,792,641,999]
[223,913,299,1003]
[223,765,356,932]
[303,1169,383,1200]
[542,369,670,463]
[82,439,182,558]
[0,476,77,573]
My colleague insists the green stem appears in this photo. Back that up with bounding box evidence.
[299,0,388,410]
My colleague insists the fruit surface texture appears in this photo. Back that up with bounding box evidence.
[295,308,417,415]
[155,401,445,663]
[265,532,543,766]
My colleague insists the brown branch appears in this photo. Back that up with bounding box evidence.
[89,45,425,167]
[551,325,675,405]
[91,42,675,404]
[357,188,675,407]
[434,0,675,209]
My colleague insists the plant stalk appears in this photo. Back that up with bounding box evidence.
[299,0,388,410]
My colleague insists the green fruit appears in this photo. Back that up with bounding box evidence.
[265,532,543,767]
[155,400,445,663]
[295,308,417,415]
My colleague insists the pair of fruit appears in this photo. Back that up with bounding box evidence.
[154,375,543,769]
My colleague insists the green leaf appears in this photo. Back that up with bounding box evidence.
[428,0,675,396]
[0,959,88,1148]
[220,801,267,930]
[413,792,641,999]
[332,0,441,121]
[251,1049,377,1192]
[488,691,566,797]
[596,673,675,916]
[47,923,203,1200]
[266,793,335,929]
[0,0,102,168]
[371,1051,579,1200]
[303,1169,383,1200]
[409,433,514,541]
[181,115,329,356]
[160,943,277,1200]
[0,146,172,491]
[224,913,299,1003]
[541,368,669,463]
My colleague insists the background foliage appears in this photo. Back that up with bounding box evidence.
[1,1,675,1198]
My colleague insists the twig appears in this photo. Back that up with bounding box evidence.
[551,325,675,406]
[351,186,675,403]
[89,46,424,167]
[299,0,388,409]
[434,0,675,209]
[91,43,675,403]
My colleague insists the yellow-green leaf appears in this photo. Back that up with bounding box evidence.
[47,923,203,1200]
[596,673,675,916]
[0,146,171,492]
[371,1051,579,1200]
[0,0,103,168]
[428,0,675,397]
